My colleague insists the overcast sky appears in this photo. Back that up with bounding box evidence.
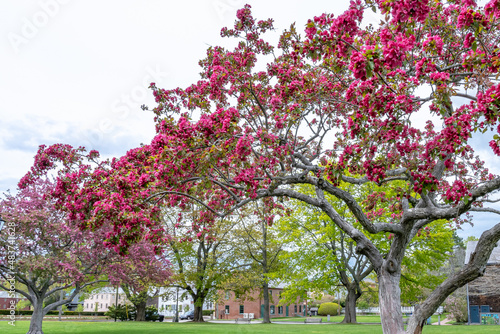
[1,0,497,239]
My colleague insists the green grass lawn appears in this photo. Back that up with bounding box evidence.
[271,314,452,325]
[0,320,498,334]
[271,315,385,323]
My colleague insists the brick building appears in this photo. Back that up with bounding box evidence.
[466,241,500,323]
[216,287,304,320]
[0,291,30,310]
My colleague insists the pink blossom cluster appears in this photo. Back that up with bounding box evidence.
[377,0,431,24]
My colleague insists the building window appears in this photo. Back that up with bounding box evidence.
[239,305,244,314]
[294,305,297,313]
[225,305,230,314]
[270,305,275,315]
[299,305,302,313]
[225,291,231,300]
[269,290,272,296]
[106,303,108,308]
[278,306,283,314]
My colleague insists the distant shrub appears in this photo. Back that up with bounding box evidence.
[145,306,159,321]
[105,304,135,321]
[444,296,467,323]
[203,309,214,316]
[318,302,341,316]
[357,300,370,310]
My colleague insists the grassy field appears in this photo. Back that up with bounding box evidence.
[0,320,498,334]
[271,314,451,325]
[271,315,386,323]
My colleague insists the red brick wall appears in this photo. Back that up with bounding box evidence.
[217,288,303,320]
[0,297,30,310]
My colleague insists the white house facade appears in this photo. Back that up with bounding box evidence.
[158,287,214,317]
[82,287,130,313]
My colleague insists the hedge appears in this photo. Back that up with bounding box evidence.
[0,310,105,316]
[203,309,214,316]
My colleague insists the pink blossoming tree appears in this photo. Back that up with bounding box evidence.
[0,179,110,334]
[21,1,500,333]
[107,241,171,321]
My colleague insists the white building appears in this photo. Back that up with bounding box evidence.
[158,287,214,317]
[82,287,130,313]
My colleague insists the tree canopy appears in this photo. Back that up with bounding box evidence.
[19,1,500,333]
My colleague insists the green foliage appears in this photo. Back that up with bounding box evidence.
[400,219,455,304]
[275,180,390,305]
[356,281,379,308]
[104,304,135,321]
[145,306,160,321]
[163,212,238,311]
[357,300,370,310]
[202,309,214,316]
[465,236,479,243]
[15,299,31,311]
[317,302,342,316]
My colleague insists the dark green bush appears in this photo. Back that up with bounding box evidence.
[105,304,136,321]
[203,309,214,316]
[145,306,159,321]
[318,302,342,316]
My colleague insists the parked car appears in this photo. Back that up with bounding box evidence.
[179,310,194,320]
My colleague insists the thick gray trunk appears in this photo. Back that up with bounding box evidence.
[262,282,271,323]
[378,267,405,334]
[342,286,360,323]
[135,301,147,321]
[193,304,204,322]
[28,300,44,334]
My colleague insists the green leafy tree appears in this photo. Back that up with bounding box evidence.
[230,202,288,323]
[279,182,454,322]
[76,304,83,318]
[164,211,239,322]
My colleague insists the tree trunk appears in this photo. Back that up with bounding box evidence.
[134,300,147,321]
[378,266,405,334]
[262,281,271,323]
[193,304,204,322]
[28,299,44,334]
[342,285,361,323]
[406,317,425,334]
